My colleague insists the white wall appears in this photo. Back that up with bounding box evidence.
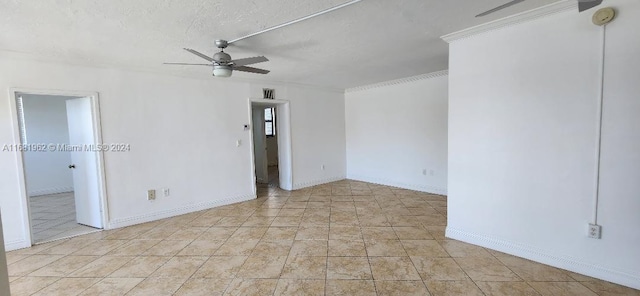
[250,84,347,189]
[0,53,346,251]
[345,74,448,195]
[446,0,640,289]
[20,94,75,196]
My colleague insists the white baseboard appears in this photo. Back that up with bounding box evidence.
[108,193,256,229]
[292,175,346,190]
[29,186,74,196]
[5,238,30,252]
[446,227,640,290]
[348,174,447,195]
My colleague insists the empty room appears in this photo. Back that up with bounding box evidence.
[1,0,638,295]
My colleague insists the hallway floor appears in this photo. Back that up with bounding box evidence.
[30,192,100,244]
[7,181,639,295]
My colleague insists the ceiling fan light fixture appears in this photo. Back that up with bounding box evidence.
[213,65,232,77]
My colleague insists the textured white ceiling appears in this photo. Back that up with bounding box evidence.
[0,0,559,89]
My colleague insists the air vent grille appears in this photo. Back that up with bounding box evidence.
[263,88,276,100]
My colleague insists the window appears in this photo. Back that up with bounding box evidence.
[16,96,27,144]
[265,108,275,137]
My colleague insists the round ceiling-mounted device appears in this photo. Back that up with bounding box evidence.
[592,7,616,26]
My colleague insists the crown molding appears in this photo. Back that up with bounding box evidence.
[345,70,448,93]
[441,0,577,43]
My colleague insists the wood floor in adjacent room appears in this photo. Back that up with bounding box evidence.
[6,180,639,295]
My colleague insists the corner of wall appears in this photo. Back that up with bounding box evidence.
[446,227,640,290]
[348,174,447,196]
[5,238,30,252]
[441,0,576,43]
[292,175,347,190]
[28,186,74,197]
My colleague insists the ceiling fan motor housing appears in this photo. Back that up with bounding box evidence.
[213,51,232,64]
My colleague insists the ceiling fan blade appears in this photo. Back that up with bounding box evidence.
[234,66,270,74]
[578,0,603,12]
[228,0,363,44]
[476,0,526,17]
[163,62,213,66]
[183,48,214,62]
[231,56,269,67]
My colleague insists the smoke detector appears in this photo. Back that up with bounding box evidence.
[592,7,616,26]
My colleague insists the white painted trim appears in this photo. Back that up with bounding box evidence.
[446,227,640,290]
[348,174,447,196]
[7,91,33,251]
[292,175,347,190]
[7,88,110,249]
[28,187,74,196]
[346,70,449,93]
[109,193,256,229]
[5,239,30,252]
[441,0,577,43]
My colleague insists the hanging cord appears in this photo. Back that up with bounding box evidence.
[592,24,607,225]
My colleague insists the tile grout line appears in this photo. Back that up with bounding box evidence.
[394,195,436,296]
[359,183,381,295]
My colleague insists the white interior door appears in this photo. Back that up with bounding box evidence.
[252,107,268,183]
[66,97,102,228]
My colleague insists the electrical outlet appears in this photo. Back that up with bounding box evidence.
[163,188,170,197]
[422,169,427,175]
[147,189,156,201]
[321,164,325,170]
[588,223,602,239]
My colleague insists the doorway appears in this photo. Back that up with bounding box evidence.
[252,106,281,188]
[10,89,107,245]
[249,99,293,194]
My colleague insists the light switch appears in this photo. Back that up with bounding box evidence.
[236,140,242,147]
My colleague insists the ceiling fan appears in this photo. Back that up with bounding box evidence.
[476,0,603,17]
[165,0,363,77]
[165,40,270,77]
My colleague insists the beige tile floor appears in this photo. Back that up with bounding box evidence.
[7,180,640,295]
[29,192,100,244]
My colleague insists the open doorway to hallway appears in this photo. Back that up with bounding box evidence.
[253,106,280,189]
[12,91,106,244]
[249,98,294,194]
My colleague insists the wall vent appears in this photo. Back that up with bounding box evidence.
[263,88,276,100]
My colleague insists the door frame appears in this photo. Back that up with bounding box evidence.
[248,98,294,193]
[8,88,109,245]
[251,106,269,184]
